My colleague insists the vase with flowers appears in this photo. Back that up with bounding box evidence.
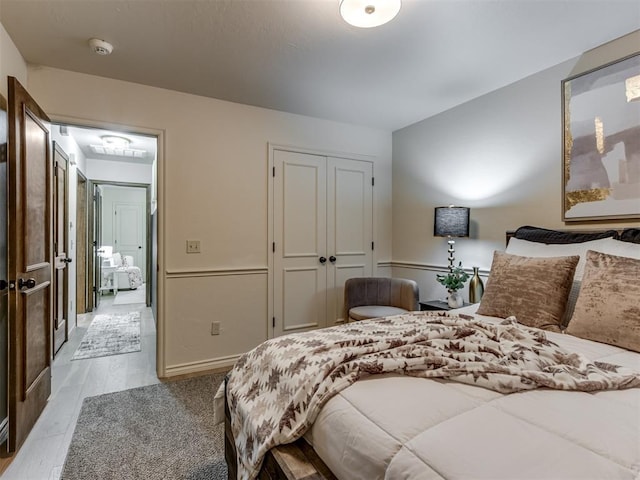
[436,263,470,309]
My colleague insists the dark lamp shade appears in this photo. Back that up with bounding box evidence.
[434,206,470,237]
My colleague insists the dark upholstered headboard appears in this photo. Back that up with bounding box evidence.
[505,225,640,246]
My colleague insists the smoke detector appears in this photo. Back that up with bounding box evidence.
[88,38,113,56]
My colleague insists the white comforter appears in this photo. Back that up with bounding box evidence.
[305,306,640,480]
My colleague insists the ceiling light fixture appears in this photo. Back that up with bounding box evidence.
[89,144,147,158]
[340,0,401,28]
[89,135,147,158]
[88,38,113,56]
[101,135,130,148]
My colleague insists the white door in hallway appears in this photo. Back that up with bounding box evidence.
[272,149,373,337]
[114,203,145,281]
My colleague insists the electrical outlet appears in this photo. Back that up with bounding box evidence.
[186,240,201,253]
[211,322,221,335]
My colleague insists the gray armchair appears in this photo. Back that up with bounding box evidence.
[343,277,419,322]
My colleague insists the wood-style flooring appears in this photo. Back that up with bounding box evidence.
[1,292,159,480]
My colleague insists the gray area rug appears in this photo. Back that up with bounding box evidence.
[71,312,141,360]
[61,373,228,480]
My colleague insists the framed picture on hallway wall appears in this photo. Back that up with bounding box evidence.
[562,52,640,222]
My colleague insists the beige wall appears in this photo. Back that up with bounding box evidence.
[391,30,640,303]
[26,65,393,376]
[0,23,27,98]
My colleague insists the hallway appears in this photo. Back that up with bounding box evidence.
[1,291,158,480]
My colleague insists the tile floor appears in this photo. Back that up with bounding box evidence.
[1,290,159,480]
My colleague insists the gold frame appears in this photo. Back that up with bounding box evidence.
[562,52,640,222]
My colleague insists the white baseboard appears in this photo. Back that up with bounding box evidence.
[163,354,241,378]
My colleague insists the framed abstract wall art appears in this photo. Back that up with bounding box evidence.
[562,52,640,222]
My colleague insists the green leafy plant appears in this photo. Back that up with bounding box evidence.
[436,263,470,292]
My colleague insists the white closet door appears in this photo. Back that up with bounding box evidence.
[326,157,373,324]
[273,150,327,336]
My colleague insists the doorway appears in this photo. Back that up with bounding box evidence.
[92,182,151,304]
[50,122,157,369]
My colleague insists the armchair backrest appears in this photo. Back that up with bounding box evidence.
[343,277,419,321]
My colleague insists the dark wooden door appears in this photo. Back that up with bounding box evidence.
[86,180,95,311]
[0,94,9,448]
[7,77,52,453]
[91,183,102,309]
[52,143,69,355]
[76,172,88,314]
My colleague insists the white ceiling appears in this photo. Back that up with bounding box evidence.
[1,0,639,131]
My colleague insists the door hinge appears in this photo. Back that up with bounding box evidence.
[272,317,275,328]
[372,177,374,186]
[272,166,275,177]
[272,242,275,253]
[371,241,374,251]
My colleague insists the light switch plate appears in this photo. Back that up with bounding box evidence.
[186,240,201,253]
[211,322,220,335]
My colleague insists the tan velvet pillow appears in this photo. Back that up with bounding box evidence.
[476,251,579,330]
[566,250,640,352]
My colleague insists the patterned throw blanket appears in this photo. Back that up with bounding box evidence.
[218,312,640,480]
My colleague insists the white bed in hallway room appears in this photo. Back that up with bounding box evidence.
[220,226,640,480]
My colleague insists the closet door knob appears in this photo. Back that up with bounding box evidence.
[329,256,336,263]
[319,256,327,264]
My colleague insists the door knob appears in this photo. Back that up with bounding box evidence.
[0,280,7,291]
[63,258,72,264]
[329,256,336,263]
[319,256,327,264]
[138,246,142,249]
[18,278,36,290]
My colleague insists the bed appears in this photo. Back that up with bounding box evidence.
[219,226,640,480]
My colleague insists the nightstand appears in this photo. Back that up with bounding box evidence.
[419,300,471,311]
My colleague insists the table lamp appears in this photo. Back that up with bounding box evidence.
[434,206,470,271]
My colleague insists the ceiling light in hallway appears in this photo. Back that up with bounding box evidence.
[340,0,401,28]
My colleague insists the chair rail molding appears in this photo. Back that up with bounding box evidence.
[391,261,490,276]
[165,266,268,278]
